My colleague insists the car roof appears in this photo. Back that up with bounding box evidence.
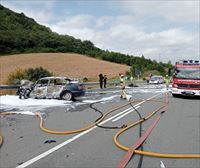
[39,77,69,80]
[151,75,163,78]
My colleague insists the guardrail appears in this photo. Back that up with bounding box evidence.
[0,85,20,90]
[84,81,119,86]
[0,81,144,90]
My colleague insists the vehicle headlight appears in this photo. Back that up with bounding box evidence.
[172,84,178,88]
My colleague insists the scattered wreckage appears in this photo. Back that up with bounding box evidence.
[17,77,85,101]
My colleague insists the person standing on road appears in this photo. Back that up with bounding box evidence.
[99,73,103,89]
[119,74,126,99]
[103,75,107,88]
[165,75,170,90]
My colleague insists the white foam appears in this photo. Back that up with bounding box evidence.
[82,95,118,103]
[126,95,132,101]
[0,86,168,114]
[9,111,35,115]
[0,95,70,106]
[0,95,119,113]
[0,95,72,113]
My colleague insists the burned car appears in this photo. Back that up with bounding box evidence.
[17,77,85,101]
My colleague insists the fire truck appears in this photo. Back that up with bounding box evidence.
[171,60,200,97]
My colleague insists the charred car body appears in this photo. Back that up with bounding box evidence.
[17,77,85,101]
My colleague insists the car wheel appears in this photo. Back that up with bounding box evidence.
[61,91,73,101]
[18,88,31,99]
[24,89,31,99]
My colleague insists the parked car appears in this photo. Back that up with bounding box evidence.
[149,76,164,84]
[17,77,85,101]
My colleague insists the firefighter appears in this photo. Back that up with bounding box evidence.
[120,74,126,99]
[165,75,170,89]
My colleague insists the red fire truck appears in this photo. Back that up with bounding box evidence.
[171,60,200,97]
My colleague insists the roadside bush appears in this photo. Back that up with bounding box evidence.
[25,67,53,82]
[83,77,88,82]
[6,68,27,84]
[6,67,53,84]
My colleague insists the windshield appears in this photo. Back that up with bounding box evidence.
[175,68,200,79]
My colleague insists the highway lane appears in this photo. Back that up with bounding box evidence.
[0,86,199,168]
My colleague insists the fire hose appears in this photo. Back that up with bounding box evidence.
[35,98,169,135]
[0,112,17,147]
[115,94,200,168]
[35,100,140,134]
[0,95,200,165]
[0,134,3,148]
[0,98,162,146]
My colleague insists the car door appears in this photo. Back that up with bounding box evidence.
[47,78,64,98]
[31,79,49,98]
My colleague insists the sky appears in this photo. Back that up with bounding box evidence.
[1,0,200,64]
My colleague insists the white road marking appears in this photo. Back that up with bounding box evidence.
[112,106,140,122]
[16,92,162,168]
[110,106,134,119]
[110,92,161,122]
[160,160,166,168]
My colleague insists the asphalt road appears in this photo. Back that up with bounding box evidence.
[0,85,200,168]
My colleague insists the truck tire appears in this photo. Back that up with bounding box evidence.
[172,93,179,97]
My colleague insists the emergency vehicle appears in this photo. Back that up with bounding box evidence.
[171,60,200,97]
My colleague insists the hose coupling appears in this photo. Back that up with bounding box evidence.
[121,124,127,128]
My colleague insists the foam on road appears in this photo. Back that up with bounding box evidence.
[0,85,168,115]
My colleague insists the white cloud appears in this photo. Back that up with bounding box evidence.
[120,1,199,23]
[95,16,113,28]
[49,13,199,63]
[58,15,94,28]
[50,15,96,40]
[1,1,55,25]
[1,1,199,64]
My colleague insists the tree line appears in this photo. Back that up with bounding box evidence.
[0,5,173,77]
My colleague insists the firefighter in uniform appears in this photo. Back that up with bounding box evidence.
[165,75,170,90]
[120,74,126,99]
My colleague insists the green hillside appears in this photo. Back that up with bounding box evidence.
[0,4,172,76]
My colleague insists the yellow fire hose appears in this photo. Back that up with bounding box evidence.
[1,96,200,160]
[0,112,16,147]
[114,95,200,158]
[0,100,140,146]
[0,98,162,147]
[36,98,168,135]
[35,100,143,134]
[0,101,137,146]
[0,134,3,147]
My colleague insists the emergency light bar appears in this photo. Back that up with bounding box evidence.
[176,60,199,65]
